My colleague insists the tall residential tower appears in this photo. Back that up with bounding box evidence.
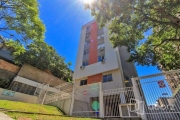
[73,20,138,89]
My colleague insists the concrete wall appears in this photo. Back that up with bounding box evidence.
[118,46,138,78]
[0,59,20,88]
[17,64,66,87]
[75,69,125,90]
[0,59,20,73]
[0,69,16,80]
[0,88,38,103]
[48,98,72,115]
[72,99,91,116]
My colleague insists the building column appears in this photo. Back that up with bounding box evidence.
[132,78,147,120]
[69,83,75,116]
[99,82,104,118]
[41,84,49,104]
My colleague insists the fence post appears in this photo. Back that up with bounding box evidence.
[69,83,75,116]
[99,82,104,118]
[132,78,147,120]
[42,91,47,104]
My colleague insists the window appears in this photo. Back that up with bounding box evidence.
[85,40,90,45]
[80,79,87,86]
[103,74,113,83]
[83,60,89,66]
[86,26,91,31]
[86,33,90,38]
[97,43,105,50]
[125,77,129,80]
[84,49,89,55]
[97,35,104,40]
[98,55,105,62]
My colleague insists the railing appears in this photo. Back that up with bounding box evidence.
[44,93,71,104]
[38,82,73,105]
[132,69,180,120]
[103,87,136,118]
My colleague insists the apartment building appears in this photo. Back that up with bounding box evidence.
[72,20,139,118]
[73,20,137,90]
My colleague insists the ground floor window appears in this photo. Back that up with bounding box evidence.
[102,74,113,83]
[80,79,87,86]
[10,81,36,95]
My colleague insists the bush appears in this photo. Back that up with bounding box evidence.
[0,78,11,89]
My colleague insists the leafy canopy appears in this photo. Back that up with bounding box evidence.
[0,0,45,42]
[0,0,72,81]
[5,40,72,81]
[85,0,180,70]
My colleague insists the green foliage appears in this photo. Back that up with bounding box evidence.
[86,0,180,70]
[5,40,25,55]
[10,40,72,81]
[0,0,45,42]
[0,78,11,88]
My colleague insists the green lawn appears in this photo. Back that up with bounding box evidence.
[0,100,62,115]
[6,112,97,120]
[0,100,98,120]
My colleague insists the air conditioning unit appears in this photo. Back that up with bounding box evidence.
[119,104,139,118]
[100,35,104,39]
[80,66,85,70]
[101,59,105,64]
[99,47,104,51]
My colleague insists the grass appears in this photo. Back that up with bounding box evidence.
[6,112,97,120]
[0,100,62,115]
[0,100,98,120]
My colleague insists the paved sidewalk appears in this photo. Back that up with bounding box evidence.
[0,112,14,120]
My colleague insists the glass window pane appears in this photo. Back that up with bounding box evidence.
[102,55,104,60]
[84,80,87,85]
[80,81,83,86]
[98,56,101,62]
[80,80,87,86]
[86,61,89,66]
[107,74,113,81]
[17,82,22,92]
[103,75,107,83]
[30,87,36,95]
[83,62,85,66]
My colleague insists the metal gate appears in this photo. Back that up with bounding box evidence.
[132,70,180,120]
[103,87,137,118]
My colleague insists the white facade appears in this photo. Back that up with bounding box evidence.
[73,20,138,90]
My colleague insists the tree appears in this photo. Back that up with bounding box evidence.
[0,0,45,42]
[6,40,72,81]
[85,0,180,70]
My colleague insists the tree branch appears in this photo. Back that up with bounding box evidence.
[154,39,180,50]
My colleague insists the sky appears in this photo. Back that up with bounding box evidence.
[37,0,161,77]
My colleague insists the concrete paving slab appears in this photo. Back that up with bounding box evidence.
[0,112,14,120]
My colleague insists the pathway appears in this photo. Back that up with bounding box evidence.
[0,112,14,120]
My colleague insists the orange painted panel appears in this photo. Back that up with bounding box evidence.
[89,22,98,64]
[87,73,102,84]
